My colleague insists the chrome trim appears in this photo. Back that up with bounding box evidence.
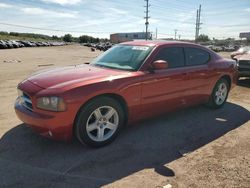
[18,89,33,111]
[22,102,33,111]
[23,97,32,104]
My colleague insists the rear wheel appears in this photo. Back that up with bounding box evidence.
[207,78,229,109]
[75,97,125,147]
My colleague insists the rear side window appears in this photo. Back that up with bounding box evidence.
[185,48,210,66]
[154,47,185,68]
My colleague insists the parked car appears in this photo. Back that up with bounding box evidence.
[35,42,44,47]
[18,41,33,47]
[211,45,223,52]
[231,46,250,78]
[0,40,8,49]
[223,46,235,52]
[11,40,24,48]
[232,52,250,78]
[231,46,250,59]
[15,41,238,147]
[0,40,67,49]
[4,40,14,48]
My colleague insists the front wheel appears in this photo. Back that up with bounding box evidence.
[207,78,229,109]
[74,97,125,147]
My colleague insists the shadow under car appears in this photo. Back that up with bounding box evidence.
[0,102,249,188]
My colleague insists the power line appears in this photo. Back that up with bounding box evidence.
[151,4,194,13]
[0,22,112,34]
[203,23,250,28]
[153,16,195,24]
[154,0,195,9]
[158,32,194,38]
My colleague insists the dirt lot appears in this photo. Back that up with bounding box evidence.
[0,45,249,188]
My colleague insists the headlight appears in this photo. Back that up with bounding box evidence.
[37,97,66,111]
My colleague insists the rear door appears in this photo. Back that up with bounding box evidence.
[183,47,215,105]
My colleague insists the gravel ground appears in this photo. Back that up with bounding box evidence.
[0,45,249,188]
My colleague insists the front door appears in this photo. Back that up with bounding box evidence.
[140,46,189,118]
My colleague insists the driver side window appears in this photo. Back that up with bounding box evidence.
[154,47,185,68]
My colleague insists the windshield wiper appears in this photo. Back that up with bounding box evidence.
[94,63,134,71]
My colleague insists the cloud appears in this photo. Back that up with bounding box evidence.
[146,18,160,24]
[245,8,250,13]
[109,8,127,15]
[41,0,82,5]
[0,3,13,8]
[21,7,78,18]
[175,10,196,23]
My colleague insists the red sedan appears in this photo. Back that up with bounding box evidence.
[15,41,238,147]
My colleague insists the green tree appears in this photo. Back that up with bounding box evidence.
[95,37,100,43]
[52,35,59,40]
[63,34,73,42]
[79,35,89,43]
[197,34,210,42]
[0,31,8,35]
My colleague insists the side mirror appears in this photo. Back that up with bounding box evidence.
[152,60,168,70]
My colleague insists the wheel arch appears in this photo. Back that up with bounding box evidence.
[207,74,231,109]
[220,75,231,89]
[73,93,129,132]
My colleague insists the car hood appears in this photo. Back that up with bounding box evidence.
[234,53,250,61]
[28,64,131,89]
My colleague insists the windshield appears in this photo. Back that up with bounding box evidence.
[91,45,153,71]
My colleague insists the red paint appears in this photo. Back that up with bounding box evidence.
[15,41,238,141]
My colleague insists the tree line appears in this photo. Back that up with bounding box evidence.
[62,34,108,43]
[0,31,108,43]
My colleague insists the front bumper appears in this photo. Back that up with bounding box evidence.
[15,100,73,141]
[238,69,250,77]
[238,61,250,77]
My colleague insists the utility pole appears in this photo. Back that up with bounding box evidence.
[195,9,198,41]
[195,4,202,42]
[197,4,201,38]
[144,0,150,40]
[174,29,178,40]
[155,28,158,39]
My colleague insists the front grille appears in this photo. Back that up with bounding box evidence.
[21,92,33,111]
[238,67,250,72]
[239,60,250,66]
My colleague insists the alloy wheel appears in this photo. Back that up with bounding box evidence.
[214,82,228,105]
[86,106,119,142]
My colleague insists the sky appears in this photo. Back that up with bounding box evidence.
[0,0,249,40]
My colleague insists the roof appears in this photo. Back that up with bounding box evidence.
[111,32,151,35]
[121,40,197,47]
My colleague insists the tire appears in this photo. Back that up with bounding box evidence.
[207,78,229,109]
[74,96,125,147]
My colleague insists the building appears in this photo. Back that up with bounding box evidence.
[239,32,250,40]
[110,32,152,43]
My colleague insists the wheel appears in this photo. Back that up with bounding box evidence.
[74,97,125,147]
[207,78,229,109]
